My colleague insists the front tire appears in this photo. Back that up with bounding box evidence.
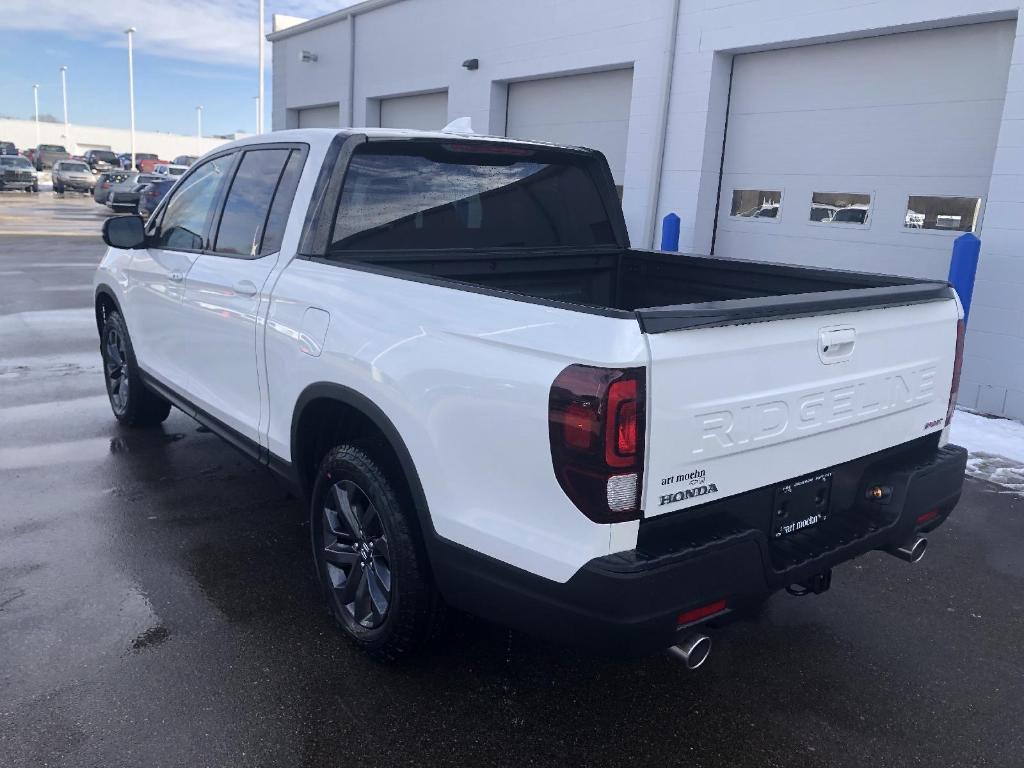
[100,310,171,427]
[311,445,441,661]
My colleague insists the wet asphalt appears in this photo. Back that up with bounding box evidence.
[1,221,1023,767]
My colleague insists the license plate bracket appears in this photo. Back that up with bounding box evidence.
[772,471,833,539]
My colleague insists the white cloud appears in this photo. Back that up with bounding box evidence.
[8,1,350,67]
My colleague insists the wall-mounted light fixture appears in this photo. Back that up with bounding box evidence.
[299,50,319,63]
[461,58,479,71]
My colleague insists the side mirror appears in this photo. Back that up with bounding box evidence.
[102,215,147,249]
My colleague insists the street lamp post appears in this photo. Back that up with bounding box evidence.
[32,84,40,148]
[59,66,70,151]
[254,96,259,135]
[196,105,203,154]
[257,0,265,134]
[125,27,137,171]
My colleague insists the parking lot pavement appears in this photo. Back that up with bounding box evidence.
[1,233,1022,768]
[0,192,109,237]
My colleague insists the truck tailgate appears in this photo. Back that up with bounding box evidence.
[643,299,959,518]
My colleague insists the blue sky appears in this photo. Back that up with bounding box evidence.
[0,1,349,137]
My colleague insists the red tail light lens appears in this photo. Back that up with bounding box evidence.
[676,599,727,627]
[549,365,645,523]
[946,319,966,426]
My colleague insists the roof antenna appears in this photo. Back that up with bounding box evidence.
[442,117,474,135]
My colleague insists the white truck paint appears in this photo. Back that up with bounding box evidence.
[94,128,968,659]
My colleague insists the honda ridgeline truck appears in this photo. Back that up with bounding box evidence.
[94,129,967,665]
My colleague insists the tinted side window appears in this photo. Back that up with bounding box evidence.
[153,154,233,251]
[261,150,305,255]
[213,149,290,257]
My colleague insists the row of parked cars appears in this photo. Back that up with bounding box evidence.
[0,139,197,173]
[91,169,177,217]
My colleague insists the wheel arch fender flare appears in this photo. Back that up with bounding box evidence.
[94,284,124,336]
[290,381,438,543]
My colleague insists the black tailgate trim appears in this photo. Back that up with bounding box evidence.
[635,282,955,333]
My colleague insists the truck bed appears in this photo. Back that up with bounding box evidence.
[329,248,953,332]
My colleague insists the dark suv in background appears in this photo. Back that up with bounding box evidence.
[83,149,119,174]
[34,144,70,170]
[0,141,17,156]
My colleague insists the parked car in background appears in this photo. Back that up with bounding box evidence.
[106,172,164,212]
[0,141,18,156]
[136,177,175,218]
[134,153,163,173]
[172,155,198,167]
[24,148,37,165]
[83,149,119,175]
[153,163,188,177]
[34,144,70,170]
[116,153,132,170]
[52,160,96,194]
[94,171,131,204]
[0,155,39,192]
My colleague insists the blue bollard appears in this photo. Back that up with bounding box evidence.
[660,212,680,252]
[948,232,981,324]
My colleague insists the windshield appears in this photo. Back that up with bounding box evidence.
[40,145,66,152]
[62,162,89,172]
[0,157,32,168]
[328,141,617,252]
[92,151,117,162]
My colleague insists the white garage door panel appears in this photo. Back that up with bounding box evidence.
[379,91,448,130]
[715,22,1015,277]
[297,105,340,128]
[506,68,633,184]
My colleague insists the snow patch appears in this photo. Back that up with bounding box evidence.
[950,410,1024,495]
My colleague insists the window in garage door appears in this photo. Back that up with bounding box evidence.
[505,68,633,196]
[713,21,1014,280]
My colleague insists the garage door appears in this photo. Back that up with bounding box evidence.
[714,22,1015,280]
[379,91,448,130]
[506,68,633,189]
[297,105,340,128]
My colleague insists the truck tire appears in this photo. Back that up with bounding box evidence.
[311,445,441,661]
[99,310,171,427]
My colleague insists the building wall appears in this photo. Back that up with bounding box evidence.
[0,117,231,159]
[270,0,1024,420]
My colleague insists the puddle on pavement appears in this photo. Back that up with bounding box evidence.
[0,436,116,470]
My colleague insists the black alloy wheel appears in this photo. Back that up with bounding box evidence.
[321,479,393,630]
[104,324,131,416]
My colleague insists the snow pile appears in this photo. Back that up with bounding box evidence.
[950,410,1024,495]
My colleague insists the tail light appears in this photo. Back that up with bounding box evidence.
[548,365,645,523]
[945,319,966,426]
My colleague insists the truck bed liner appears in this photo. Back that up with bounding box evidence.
[329,248,953,332]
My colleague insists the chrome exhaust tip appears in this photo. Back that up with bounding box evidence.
[888,536,927,564]
[667,633,712,670]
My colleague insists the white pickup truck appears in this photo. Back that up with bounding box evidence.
[94,128,967,665]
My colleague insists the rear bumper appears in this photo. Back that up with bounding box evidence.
[431,440,967,658]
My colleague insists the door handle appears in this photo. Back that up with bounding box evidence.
[233,280,258,297]
[819,327,856,364]
[169,271,184,282]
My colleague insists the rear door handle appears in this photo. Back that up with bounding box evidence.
[233,280,258,297]
[169,271,185,282]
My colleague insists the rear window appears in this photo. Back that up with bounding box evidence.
[327,141,617,252]
[92,151,117,161]
[40,145,66,152]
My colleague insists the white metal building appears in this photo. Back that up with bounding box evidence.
[0,118,231,160]
[269,0,1024,420]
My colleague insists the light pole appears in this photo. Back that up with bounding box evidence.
[32,84,40,148]
[59,66,70,150]
[254,96,259,135]
[125,27,136,170]
[257,0,265,134]
[196,105,203,154]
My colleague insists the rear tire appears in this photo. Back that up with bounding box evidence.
[311,445,441,661]
[100,310,171,427]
